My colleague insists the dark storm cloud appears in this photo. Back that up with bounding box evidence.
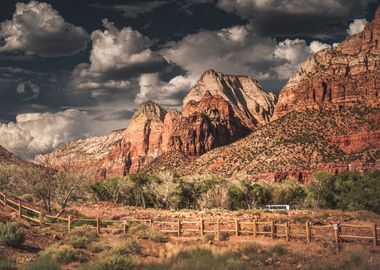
[0,1,89,57]
[218,0,374,37]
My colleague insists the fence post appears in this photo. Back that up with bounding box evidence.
[217,218,221,241]
[306,222,311,244]
[178,219,182,237]
[96,218,100,235]
[123,223,127,235]
[200,217,204,236]
[235,218,239,237]
[18,202,22,218]
[39,212,44,224]
[372,223,377,247]
[67,216,72,232]
[149,219,153,228]
[271,220,275,239]
[285,222,289,242]
[4,194,6,206]
[253,219,257,238]
[334,223,340,254]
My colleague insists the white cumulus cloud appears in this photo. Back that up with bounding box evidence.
[0,110,96,159]
[309,40,331,53]
[347,18,368,36]
[136,73,192,106]
[0,1,89,57]
[73,19,167,91]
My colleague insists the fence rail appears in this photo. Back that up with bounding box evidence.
[0,191,378,252]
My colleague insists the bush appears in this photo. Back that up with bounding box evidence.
[0,222,25,247]
[92,254,135,270]
[26,256,61,270]
[127,223,165,243]
[40,244,77,264]
[267,244,287,256]
[219,232,229,241]
[204,233,215,241]
[0,259,17,270]
[88,242,109,254]
[20,193,33,202]
[65,226,97,248]
[110,238,141,255]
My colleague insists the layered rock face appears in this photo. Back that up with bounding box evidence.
[98,101,167,177]
[273,7,380,119]
[39,70,275,178]
[184,70,276,127]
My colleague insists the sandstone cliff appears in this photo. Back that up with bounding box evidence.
[273,6,380,119]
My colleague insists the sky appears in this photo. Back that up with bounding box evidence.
[0,0,379,159]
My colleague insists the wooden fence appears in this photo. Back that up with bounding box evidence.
[0,191,378,253]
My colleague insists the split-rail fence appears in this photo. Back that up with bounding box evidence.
[0,191,378,253]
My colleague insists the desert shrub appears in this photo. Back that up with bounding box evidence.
[0,222,25,247]
[239,243,261,257]
[20,193,33,202]
[142,247,251,270]
[0,259,17,270]
[91,254,135,270]
[267,244,287,256]
[219,232,229,241]
[127,223,165,243]
[204,233,215,241]
[40,244,77,264]
[26,256,61,270]
[110,238,141,255]
[88,242,109,253]
[65,226,97,248]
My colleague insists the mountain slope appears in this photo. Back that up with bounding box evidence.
[175,107,379,182]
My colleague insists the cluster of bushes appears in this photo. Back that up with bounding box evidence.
[0,222,25,247]
[90,170,380,213]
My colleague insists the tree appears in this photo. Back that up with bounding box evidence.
[307,171,337,209]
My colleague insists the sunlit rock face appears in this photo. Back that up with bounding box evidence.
[273,6,380,119]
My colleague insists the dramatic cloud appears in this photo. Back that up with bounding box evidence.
[347,18,368,36]
[217,0,372,37]
[73,19,167,91]
[161,24,331,94]
[0,1,89,57]
[114,1,170,18]
[309,41,331,53]
[136,73,192,106]
[0,110,94,159]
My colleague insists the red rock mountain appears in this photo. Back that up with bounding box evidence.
[146,7,380,181]
[38,70,275,178]
[274,6,380,119]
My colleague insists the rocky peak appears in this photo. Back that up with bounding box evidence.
[132,100,167,121]
[183,70,276,126]
[273,4,380,119]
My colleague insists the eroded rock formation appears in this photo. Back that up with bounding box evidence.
[273,7,380,119]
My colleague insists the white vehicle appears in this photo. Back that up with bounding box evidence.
[265,205,290,211]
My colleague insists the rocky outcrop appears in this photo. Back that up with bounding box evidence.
[273,6,380,119]
[98,101,167,177]
[39,71,275,178]
[185,69,276,127]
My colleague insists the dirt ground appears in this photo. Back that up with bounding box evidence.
[1,203,380,269]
